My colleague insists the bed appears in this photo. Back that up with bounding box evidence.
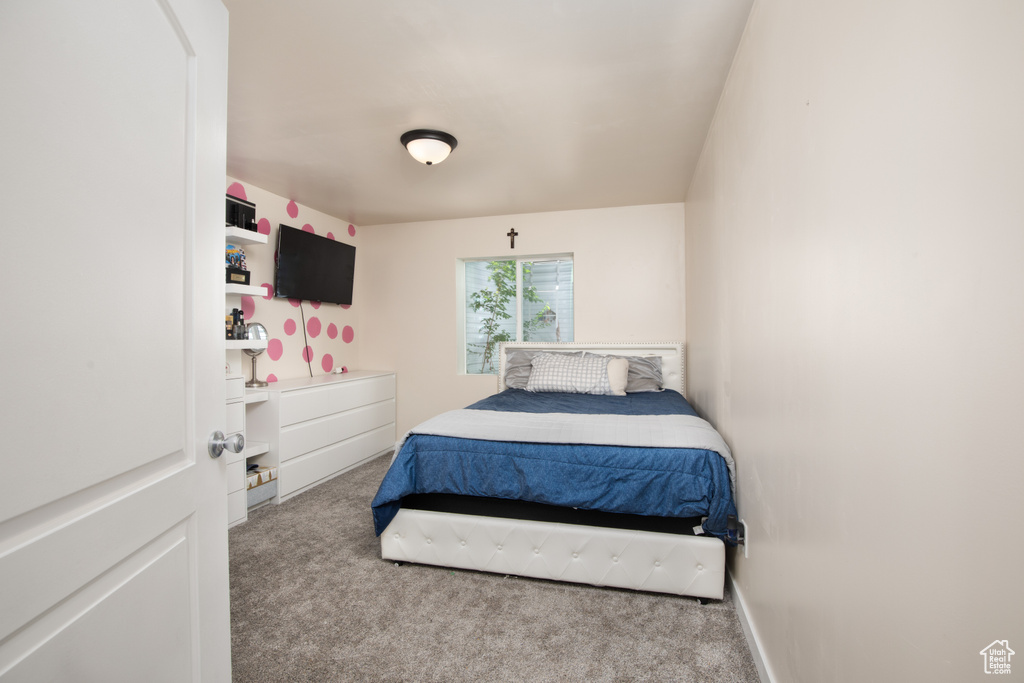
[371,342,736,600]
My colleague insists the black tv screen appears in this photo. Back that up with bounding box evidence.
[275,224,355,305]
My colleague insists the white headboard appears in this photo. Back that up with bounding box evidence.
[496,341,685,396]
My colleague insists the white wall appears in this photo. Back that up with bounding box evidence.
[685,1,1024,681]
[359,203,685,434]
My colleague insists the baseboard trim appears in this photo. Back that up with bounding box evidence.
[728,569,775,683]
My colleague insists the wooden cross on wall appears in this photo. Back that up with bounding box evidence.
[507,228,518,249]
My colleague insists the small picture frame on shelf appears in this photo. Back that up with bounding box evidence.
[226,267,250,285]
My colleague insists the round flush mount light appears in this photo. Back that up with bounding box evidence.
[400,129,458,165]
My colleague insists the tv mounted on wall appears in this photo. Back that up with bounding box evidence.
[274,224,355,305]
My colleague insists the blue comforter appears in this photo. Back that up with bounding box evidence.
[465,387,700,416]
[371,389,736,539]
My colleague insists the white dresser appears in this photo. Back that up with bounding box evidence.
[246,371,396,503]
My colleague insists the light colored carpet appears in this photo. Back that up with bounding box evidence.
[229,454,760,683]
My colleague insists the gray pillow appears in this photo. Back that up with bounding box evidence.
[503,349,581,389]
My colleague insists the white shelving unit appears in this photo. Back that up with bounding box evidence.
[226,339,268,351]
[225,223,272,526]
[244,441,270,460]
[225,282,267,297]
[245,390,269,404]
[243,388,270,462]
[226,225,268,245]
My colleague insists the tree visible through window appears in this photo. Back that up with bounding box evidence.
[464,258,573,374]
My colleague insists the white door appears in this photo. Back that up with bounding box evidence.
[0,0,231,680]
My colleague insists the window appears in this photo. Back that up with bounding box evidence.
[462,257,574,374]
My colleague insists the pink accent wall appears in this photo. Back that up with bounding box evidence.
[226,177,360,381]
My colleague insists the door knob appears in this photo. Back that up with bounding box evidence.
[208,431,245,459]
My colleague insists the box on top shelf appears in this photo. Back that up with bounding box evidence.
[226,194,257,231]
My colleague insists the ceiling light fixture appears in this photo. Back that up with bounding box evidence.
[400,129,458,165]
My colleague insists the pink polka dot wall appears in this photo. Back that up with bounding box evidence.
[227,178,359,382]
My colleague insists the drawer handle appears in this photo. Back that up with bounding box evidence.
[208,431,245,459]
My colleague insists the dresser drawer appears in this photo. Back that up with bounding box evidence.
[278,424,395,497]
[227,489,247,526]
[279,375,395,427]
[226,459,245,494]
[327,375,395,415]
[279,399,395,463]
[225,400,244,435]
[226,376,245,401]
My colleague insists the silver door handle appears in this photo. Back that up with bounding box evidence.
[208,431,245,459]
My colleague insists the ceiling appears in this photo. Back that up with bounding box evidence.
[223,0,753,226]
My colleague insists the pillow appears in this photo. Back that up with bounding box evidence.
[526,352,615,395]
[624,355,664,392]
[593,354,664,392]
[503,349,580,389]
[606,358,629,396]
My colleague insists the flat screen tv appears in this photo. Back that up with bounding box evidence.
[274,224,355,305]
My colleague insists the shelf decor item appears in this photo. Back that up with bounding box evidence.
[226,267,250,285]
[226,194,257,231]
[244,322,269,388]
[226,243,250,285]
